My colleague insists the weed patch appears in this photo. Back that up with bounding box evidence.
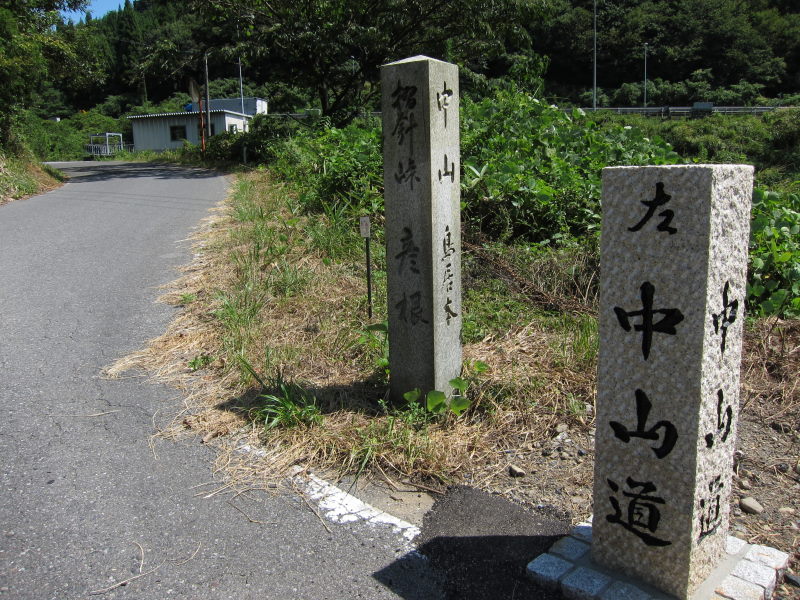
[0,152,62,204]
[107,170,602,491]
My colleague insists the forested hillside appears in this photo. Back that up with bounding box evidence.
[532,0,800,105]
[3,0,799,137]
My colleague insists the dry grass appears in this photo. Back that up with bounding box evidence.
[107,169,798,549]
[106,170,602,494]
[741,317,800,424]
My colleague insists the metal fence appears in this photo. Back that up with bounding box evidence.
[580,106,780,117]
[85,143,135,156]
[264,107,784,121]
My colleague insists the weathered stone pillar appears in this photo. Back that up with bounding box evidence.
[592,165,753,598]
[381,56,461,402]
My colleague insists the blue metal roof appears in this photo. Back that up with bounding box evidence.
[128,109,251,119]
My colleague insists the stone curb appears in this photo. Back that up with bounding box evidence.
[526,520,790,600]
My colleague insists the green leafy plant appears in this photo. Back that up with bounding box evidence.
[358,321,389,378]
[239,356,323,430]
[403,375,473,418]
[748,187,800,317]
[471,360,490,375]
[188,353,213,371]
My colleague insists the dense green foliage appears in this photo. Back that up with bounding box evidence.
[533,0,800,105]
[3,0,799,164]
[749,188,800,317]
[17,109,126,161]
[460,91,680,241]
[236,89,798,318]
[193,0,541,124]
[5,0,800,144]
[595,109,800,185]
[208,91,679,242]
[0,0,94,149]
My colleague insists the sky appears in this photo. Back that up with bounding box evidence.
[63,0,122,23]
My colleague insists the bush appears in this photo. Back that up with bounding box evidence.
[595,109,800,185]
[461,90,681,241]
[238,114,305,164]
[762,108,800,174]
[748,188,800,317]
[204,131,244,163]
[270,117,384,216]
[17,108,127,161]
[598,70,768,107]
[264,90,682,244]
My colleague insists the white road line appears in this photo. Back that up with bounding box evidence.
[237,444,421,551]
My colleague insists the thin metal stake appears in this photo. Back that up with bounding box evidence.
[366,238,373,319]
[360,217,373,319]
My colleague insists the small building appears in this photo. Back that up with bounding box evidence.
[127,97,267,152]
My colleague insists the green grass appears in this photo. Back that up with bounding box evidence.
[547,313,599,370]
[462,281,537,344]
[0,153,44,200]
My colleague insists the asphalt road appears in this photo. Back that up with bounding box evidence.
[0,162,440,600]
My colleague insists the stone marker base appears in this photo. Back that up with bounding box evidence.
[526,520,789,600]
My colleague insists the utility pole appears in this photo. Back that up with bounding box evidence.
[643,43,648,108]
[238,57,245,126]
[593,0,597,110]
[204,51,212,139]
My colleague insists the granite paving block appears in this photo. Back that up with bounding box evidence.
[726,536,748,556]
[549,536,590,561]
[526,553,574,590]
[571,523,593,543]
[561,566,612,600]
[599,580,655,600]
[715,575,766,600]
[732,559,777,597]
[744,545,789,571]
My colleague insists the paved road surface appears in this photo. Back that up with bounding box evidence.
[0,162,438,599]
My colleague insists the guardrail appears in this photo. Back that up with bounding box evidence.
[264,107,787,122]
[85,143,134,156]
[580,106,780,117]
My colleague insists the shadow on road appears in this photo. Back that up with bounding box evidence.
[46,161,224,183]
[375,534,569,600]
[375,485,571,600]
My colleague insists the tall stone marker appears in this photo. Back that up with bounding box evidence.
[592,165,753,598]
[381,56,461,402]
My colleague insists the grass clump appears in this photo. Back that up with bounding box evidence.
[0,152,62,204]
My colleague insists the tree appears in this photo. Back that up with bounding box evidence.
[193,0,545,124]
[0,1,89,149]
[529,0,794,104]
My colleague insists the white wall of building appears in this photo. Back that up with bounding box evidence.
[130,111,251,151]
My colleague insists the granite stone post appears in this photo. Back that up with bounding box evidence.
[381,56,461,402]
[592,165,753,599]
